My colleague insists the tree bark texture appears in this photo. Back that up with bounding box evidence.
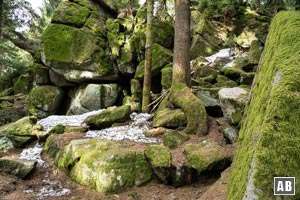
[142,0,153,113]
[172,0,191,86]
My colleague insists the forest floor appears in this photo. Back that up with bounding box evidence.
[0,117,235,200]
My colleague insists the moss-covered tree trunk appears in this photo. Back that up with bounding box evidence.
[158,0,207,136]
[228,11,300,199]
[172,0,191,86]
[142,0,153,113]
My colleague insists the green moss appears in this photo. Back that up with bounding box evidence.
[221,67,245,80]
[144,145,172,167]
[228,11,300,200]
[28,86,64,118]
[44,134,60,159]
[169,83,208,135]
[153,108,187,128]
[248,40,263,64]
[84,105,131,129]
[48,124,65,135]
[163,130,189,149]
[184,140,225,173]
[0,116,38,147]
[130,79,142,101]
[51,2,90,28]
[161,66,173,89]
[57,139,152,194]
[134,43,173,79]
[215,75,238,87]
[42,24,98,67]
[123,96,141,112]
[13,73,32,94]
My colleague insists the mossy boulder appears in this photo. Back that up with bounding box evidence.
[13,73,32,94]
[0,158,36,179]
[145,145,172,168]
[153,108,187,128]
[184,140,228,174]
[122,96,141,112]
[163,130,189,149]
[228,12,300,200]
[215,75,238,88]
[222,127,238,144]
[221,67,245,81]
[134,43,173,79]
[0,117,39,148]
[218,87,249,125]
[57,139,152,194]
[48,124,65,135]
[0,137,14,151]
[41,23,117,84]
[28,86,64,118]
[84,105,131,129]
[67,84,121,115]
[51,1,91,28]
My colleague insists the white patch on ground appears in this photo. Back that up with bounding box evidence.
[205,48,234,63]
[19,143,49,168]
[37,109,106,131]
[36,179,70,200]
[85,112,161,143]
[38,109,160,143]
[225,52,248,67]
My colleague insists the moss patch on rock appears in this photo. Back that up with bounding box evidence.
[0,117,39,148]
[57,139,152,194]
[144,145,172,167]
[51,1,91,28]
[84,105,131,129]
[153,108,187,128]
[184,140,226,174]
[228,11,300,200]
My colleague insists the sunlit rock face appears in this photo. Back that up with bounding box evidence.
[41,0,118,86]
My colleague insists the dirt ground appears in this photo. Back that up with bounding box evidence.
[0,117,236,200]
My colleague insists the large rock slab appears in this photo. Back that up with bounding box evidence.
[228,11,300,199]
[0,158,36,179]
[57,139,152,194]
[0,117,40,148]
[67,83,121,115]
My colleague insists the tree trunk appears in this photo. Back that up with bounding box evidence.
[172,0,191,86]
[142,0,153,113]
[0,0,3,39]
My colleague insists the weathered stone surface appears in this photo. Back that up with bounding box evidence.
[223,127,238,144]
[228,12,300,199]
[153,108,187,128]
[67,84,121,115]
[0,158,36,179]
[28,86,64,118]
[0,137,14,151]
[145,145,172,168]
[218,87,249,125]
[84,105,131,129]
[184,140,228,174]
[57,139,152,194]
[51,1,90,28]
[0,117,40,148]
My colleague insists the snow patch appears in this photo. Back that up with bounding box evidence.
[19,143,49,168]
